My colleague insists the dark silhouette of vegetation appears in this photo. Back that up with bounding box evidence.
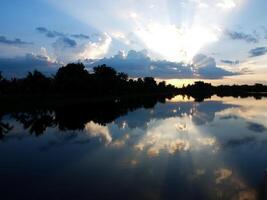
[0,63,177,96]
[179,81,267,102]
[1,63,265,103]
[13,110,55,136]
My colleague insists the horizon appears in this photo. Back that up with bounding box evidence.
[1,62,267,88]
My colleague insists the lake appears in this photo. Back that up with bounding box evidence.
[0,95,267,200]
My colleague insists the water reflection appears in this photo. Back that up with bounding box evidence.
[0,96,267,199]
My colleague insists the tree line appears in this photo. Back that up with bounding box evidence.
[0,63,266,102]
[0,63,177,96]
[179,81,267,102]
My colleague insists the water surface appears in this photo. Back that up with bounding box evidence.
[1,96,267,200]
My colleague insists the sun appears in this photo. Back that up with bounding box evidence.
[135,22,220,63]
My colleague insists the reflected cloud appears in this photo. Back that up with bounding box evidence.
[134,117,191,156]
[115,100,234,129]
[197,137,216,146]
[212,167,258,200]
[247,122,266,133]
[134,117,219,156]
[85,121,112,144]
[168,139,191,154]
[214,168,232,184]
[233,190,257,200]
[222,136,255,148]
[194,169,206,177]
[192,101,233,125]
[166,95,194,102]
[220,115,239,120]
[111,134,130,148]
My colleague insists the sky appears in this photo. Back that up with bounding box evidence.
[1,0,267,85]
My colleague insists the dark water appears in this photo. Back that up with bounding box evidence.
[0,96,267,200]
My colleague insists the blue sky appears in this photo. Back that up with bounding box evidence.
[1,0,267,84]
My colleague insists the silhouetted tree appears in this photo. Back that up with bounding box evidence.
[23,70,51,94]
[54,63,91,93]
[93,64,117,77]
[143,77,157,92]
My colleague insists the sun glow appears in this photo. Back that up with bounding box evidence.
[135,23,220,62]
[46,0,245,63]
[130,0,244,63]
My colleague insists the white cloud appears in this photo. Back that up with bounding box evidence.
[129,12,139,20]
[217,0,237,9]
[191,0,238,9]
[40,47,56,63]
[79,33,112,60]
[110,31,131,45]
[51,33,112,62]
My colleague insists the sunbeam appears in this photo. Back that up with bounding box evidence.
[45,0,245,62]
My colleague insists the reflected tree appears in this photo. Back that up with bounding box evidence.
[13,110,55,136]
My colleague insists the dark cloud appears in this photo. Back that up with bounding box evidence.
[71,34,90,40]
[36,27,47,32]
[0,54,58,78]
[84,50,192,78]
[192,54,237,79]
[0,36,32,45]
[60,37,77,47]
[221,60,240,65]
[240,67,253,74]
[247,122,266,133]
[191,101,234,125]
[197,66,235,79]
[84,50,237,79]
[36,27,65,38]
[36,27,90,40]
[226,30,259,43]
[53,37,77,49]
[249,47,267,57]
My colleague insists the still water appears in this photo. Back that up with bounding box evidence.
[0,96,267,200]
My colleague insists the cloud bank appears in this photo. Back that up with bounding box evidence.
[84,50,237,79]
[0,49,238,79]
[0,53,58,77]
